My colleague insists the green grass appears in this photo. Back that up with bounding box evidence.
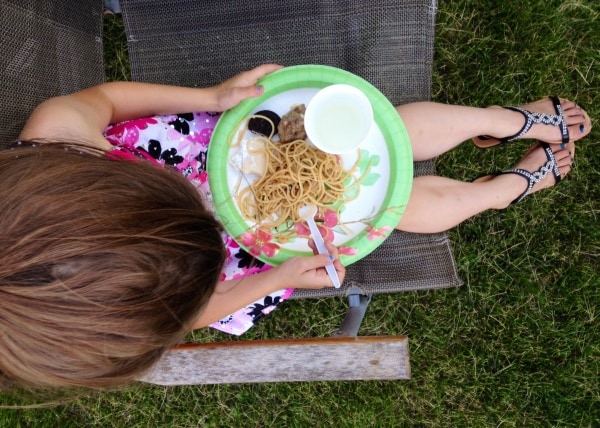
[2,1,599,426]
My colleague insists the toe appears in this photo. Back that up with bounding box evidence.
[561,99,591,122]
[549,141,575,178]
[565,111,591,140]
[554,149,572,170]
[564,107,585,122]
[558,98,577,110]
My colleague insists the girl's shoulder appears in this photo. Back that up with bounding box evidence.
[19,92,113,151]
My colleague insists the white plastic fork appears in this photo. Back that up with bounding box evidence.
[299,205,341,288]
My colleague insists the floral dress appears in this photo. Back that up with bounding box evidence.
[103,112,293,335]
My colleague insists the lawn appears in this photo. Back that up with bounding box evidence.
[2,1,599,426]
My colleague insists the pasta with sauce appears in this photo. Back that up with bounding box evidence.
[230,112,366,230]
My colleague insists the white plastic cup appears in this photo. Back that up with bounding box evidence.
[304,84,373,154]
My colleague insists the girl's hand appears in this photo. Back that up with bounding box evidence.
[193,240,344,328]
[272,240,346,290]
[212,64,283,111]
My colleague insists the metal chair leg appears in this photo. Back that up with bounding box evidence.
[331,293,372,337]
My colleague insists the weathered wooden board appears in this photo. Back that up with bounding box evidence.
[139,336,410,385]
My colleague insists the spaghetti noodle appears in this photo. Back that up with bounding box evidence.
[231,113,363,230]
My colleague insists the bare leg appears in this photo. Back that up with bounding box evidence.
[397,142,575,233]
[397,99,590,161]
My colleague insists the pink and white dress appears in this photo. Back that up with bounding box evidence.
[103,112,294,335]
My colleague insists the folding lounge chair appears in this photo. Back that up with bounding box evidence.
[1,0,462,385]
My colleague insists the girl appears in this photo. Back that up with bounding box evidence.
[0,64,591,390]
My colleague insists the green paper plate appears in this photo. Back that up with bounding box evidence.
[208,65,413,266]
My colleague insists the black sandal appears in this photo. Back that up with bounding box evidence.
[473,96,569,149]
[498,142,563,204]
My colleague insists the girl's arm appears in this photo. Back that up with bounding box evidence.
[19,64,283,148]
[193,242,346,329]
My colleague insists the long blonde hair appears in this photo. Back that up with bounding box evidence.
[0,142,225,390]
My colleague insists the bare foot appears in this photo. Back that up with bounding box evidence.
[473,97,591,148]
[475,141,575,208]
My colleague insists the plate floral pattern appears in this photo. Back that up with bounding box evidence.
[208,65,413,266]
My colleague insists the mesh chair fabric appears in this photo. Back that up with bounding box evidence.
[122,0,435,106]
[0,0,104,143]
[121,0,463,297]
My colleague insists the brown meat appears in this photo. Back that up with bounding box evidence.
[277,104,307,143]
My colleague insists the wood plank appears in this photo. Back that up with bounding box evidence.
[138,336,410,385]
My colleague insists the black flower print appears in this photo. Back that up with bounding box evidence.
[147,139,162,160]
[168,113,195,135]
[248,295,282,321]
[160,148,184,166]
[144,139,184,166]
[235,249,265,270]
[218,314,234,325]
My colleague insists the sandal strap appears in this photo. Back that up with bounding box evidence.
[550,95,570,144]
[504,95,569,144]
[501,142,561,204]
[540,141,562,182]
[477,96,570,146]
